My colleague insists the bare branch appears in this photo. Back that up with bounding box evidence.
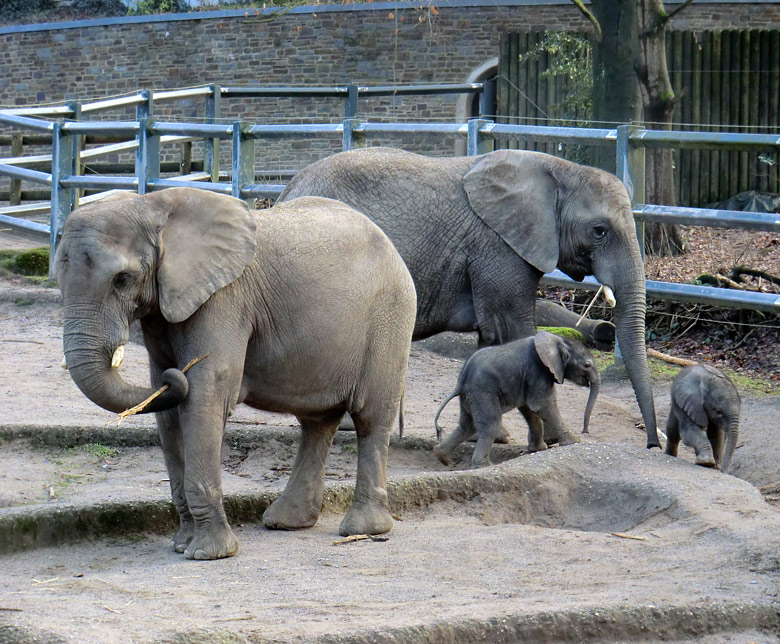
[570,0,602,41]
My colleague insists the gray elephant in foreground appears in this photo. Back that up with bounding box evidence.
[279,147,659,449]
[55,188,416,560]
[433,331,600,468]
[665,364,741,472]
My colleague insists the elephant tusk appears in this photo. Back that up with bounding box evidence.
[603,285,616,308]
[111,345,125,369]
[61,355,68,370]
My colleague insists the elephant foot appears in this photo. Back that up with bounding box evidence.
[339,504,393,537]
[183,526,239,560]
[263,495,320,530]
[527,439,548,453]
[433,444,451,466]
[469,456,492,469]
[171,521,194,554]
[695,455,717,468]
[557,431,581,447]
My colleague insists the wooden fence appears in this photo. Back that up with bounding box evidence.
[497,29,780,207]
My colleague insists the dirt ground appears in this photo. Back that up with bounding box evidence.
[2,241,780,642]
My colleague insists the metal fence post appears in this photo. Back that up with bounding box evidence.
[232,121,254,203]
[616,124,646,260]
[65,100,83,208]
[135,90,158,194]
[467,118,494,156]
[9,133,23,205]
[344,84,359,119]
[205,84,222,182]
[479,79,496,119]
[49,122,75,275]
[342,118,365,151]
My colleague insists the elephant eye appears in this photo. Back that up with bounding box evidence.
[593,224,608,240]
[113,271,132,289]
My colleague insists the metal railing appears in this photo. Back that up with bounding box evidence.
[1,83,778,316]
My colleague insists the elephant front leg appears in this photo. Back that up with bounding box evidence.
[263,416,340,530]
[539,392,580,447]
[519,406,547,452]
[179,406,238,560]
[679,420,716,467]
[341,414,394,536]
[155,407,195,554]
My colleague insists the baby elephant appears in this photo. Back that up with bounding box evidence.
[665,364,741,472]
[433,330,600,468]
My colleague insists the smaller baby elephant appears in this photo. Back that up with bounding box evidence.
[433,330,600,468]
[665,364,741,472]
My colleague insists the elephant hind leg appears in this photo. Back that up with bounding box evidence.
[340,410,394,536]
[434,404,475,466]
[263,413,341,530]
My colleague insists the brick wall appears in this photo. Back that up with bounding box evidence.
[1,1,779,175]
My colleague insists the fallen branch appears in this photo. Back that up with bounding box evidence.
[108,354,208,426]
[610,532,647,541]
[647,348,696,367]
[697,273,745,290]
[333,534,390,545]
[730,266,780,287]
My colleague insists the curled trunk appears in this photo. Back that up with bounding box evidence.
[63,314,187,414]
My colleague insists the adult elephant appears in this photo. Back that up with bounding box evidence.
[55,188,416,559]
[279,147,660,448]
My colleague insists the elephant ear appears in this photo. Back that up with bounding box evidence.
[463,150,559,274]
[676,368,709,427]
[533,331,567,384]
[154,188,257,324]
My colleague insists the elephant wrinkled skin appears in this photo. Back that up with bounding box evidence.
[55,188,417,560]
[279,147,660,448]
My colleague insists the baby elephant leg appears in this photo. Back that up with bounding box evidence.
[679,420,717,467]
[433,404,475,466]
[468,393,504,468]
[519,406,547,452]
[538,393,580,446]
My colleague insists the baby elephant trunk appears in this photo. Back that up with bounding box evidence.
[581,371,600,434]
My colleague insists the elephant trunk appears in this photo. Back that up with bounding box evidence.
[63,309,187,415]
[721,418,739,473]
[610,273,660,448]
[582,370,600,434]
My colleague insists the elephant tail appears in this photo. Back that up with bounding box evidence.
[398,389,406,439]
[434,390,459,441]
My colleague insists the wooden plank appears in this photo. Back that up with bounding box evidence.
[690,32,703,206]
[728,30,742,198]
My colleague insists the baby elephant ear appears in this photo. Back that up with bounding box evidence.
[534,331,566,384]
[675,368,709,427]
[154,188,257,323]
[463,150,559,275]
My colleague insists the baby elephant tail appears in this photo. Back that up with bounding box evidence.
[433,390,459,441]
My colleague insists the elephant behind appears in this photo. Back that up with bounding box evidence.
[279,147,660,448]
[665,363,741,472]
[55,188,417,560]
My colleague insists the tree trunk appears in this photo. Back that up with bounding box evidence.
[589,0,643,173]
[636,0,690,256]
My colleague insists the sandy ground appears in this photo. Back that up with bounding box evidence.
[1,274,780,643]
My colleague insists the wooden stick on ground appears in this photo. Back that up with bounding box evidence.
[647,348,696,367]
[108,354,209,426]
